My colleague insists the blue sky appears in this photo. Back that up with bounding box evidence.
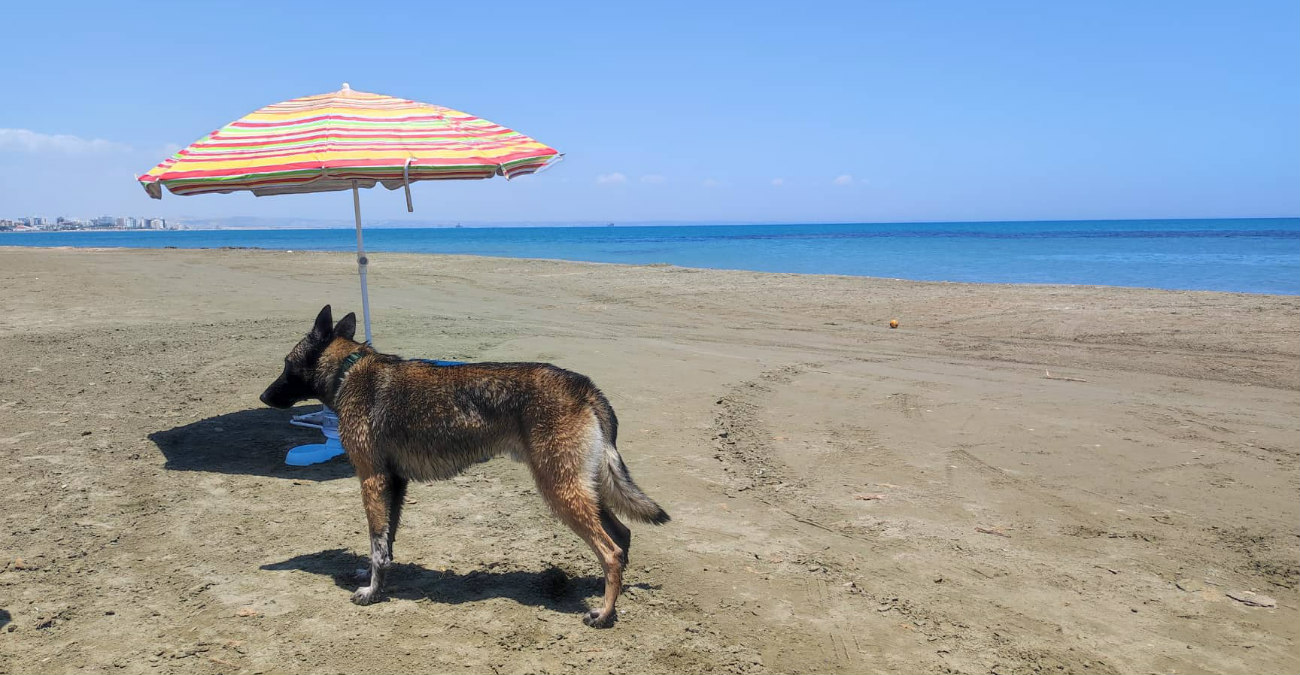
[2,1,1297,225]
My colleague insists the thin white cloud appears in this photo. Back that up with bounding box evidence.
[832,174,854,186]
[702,178,722,188]
[0,128,133,154]
[596,172,627,185]
[640,174,666,184]
[770,178,785,187]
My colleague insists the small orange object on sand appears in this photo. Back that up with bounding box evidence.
[889,319,899,329]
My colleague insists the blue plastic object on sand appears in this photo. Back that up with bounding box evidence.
[284,359,466,466]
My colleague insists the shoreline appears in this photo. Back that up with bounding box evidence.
[3,243,1297,298]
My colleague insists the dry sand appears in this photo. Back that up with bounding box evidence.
[0,246,1296,674]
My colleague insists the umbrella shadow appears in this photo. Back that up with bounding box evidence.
[148,406,353,481]
[261,548,657,615]
[0,608,9,629]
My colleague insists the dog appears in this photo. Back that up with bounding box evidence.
[259,305,669,627]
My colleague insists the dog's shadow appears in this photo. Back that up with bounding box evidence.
[148,406,353,482]
[261,549,655,615]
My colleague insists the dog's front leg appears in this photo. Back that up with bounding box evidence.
[351,471,394,605]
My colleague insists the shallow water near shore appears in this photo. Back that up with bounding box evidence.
[5,217,1298,294]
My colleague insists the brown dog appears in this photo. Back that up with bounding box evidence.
[260,306,669,627]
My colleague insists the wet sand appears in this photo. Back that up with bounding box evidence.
[1,246,1296,674]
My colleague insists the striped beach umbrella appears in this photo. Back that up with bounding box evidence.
[138,83,562,342]
[139,84,560,466]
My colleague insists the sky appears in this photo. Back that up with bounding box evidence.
[1,1,1297,225]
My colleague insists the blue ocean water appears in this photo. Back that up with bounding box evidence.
[4,218,1298,294]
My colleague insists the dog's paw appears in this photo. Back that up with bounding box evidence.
[350,587,380,606]
[582,609,616,628]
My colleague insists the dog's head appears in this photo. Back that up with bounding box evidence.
[259,304,357,409]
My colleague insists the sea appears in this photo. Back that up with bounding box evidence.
[4,218,1298,295]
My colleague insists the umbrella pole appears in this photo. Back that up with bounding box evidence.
[352,180,373,343]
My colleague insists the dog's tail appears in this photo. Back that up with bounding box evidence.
[588,394,670,525]
[596,442,671,524]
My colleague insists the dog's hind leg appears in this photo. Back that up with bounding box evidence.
[351,469,397,606]
[527,427,626,628]
[599,506,631,565]
[562,497,625,628]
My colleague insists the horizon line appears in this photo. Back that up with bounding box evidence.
[150,214,1300,228]
[5,215,1298,232]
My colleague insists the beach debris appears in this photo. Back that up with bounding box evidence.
[234,607,261,617]
[1044,369,1088,382]
[975,526,1010,538]
[855,493,886,501]
[1226,590,1277,608]
[889,319,899,329]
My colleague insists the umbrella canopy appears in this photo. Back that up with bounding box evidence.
[138,84,561,199]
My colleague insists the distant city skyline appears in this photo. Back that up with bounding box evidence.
[1,214,172,232]
[2,2,1297,225]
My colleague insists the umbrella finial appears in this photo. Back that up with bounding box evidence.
[341,82,351,91]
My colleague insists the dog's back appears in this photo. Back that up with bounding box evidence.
[345,359,668,524]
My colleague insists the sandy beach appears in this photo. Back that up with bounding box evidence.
[0,246,1296,674]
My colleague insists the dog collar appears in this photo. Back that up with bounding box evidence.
[334,351,365,389]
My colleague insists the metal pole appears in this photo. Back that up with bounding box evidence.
[352,180,373,343]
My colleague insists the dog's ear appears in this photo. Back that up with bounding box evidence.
[311,305,333,340]
[335,312,357,341]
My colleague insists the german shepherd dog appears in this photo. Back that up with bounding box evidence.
[259,306,669,627]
